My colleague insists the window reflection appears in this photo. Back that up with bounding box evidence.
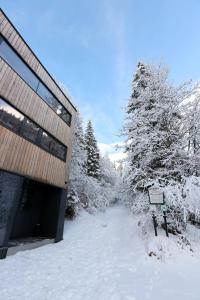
[37,83,54,108]
[0,98,67,161]
[40,132,53,151]
[37,82,72,125]
[22,118,39,142]
[0,36,39,91]
[0,36,72,126]
[0,99,24,133]
[40,132,66,160]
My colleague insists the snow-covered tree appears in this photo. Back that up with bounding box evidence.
[182,88,200,176]
[69,112,86,181]
[66,113,87,216]
[68,117,116,214]
[100,155,118,186]
[84,121,101,180]
[65,187,80,219]
[123,62,191,193]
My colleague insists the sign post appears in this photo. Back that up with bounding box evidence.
[148,187,169,237]
[152,213,158,236]
[163,211,169,237]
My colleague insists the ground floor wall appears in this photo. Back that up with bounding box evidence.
[0,170,67,258]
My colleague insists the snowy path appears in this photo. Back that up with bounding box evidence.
[0,206,200,300]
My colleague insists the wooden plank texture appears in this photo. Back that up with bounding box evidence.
[0,126,67,188]
[0,10,76,188]
[0,58,71,147]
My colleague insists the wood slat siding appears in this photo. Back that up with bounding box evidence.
[0,10,76,116]
[0,126,68,188]
[0,58,71,147]
[0,10,76,188]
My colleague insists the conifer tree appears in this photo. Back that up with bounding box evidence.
[183,91,200,176]
[70,112,86,181]
[67,112,87,216]
[84,120,101,180]
[123,62,190,192]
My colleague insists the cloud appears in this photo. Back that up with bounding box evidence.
[98,142,113,154]
[109,152,127,163]
[98,142,126,163]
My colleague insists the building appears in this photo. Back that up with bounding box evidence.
[0,9,77,258]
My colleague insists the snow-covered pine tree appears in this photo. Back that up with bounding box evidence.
[123,62,190,193]
[70,112,86,181]
[66,112,86,216]
[84,120,101,180]
[100,155,118,186]
[183,89,200,176]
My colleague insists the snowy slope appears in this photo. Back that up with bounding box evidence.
[0,206,200,300]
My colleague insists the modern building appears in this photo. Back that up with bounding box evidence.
[0,9,77,258]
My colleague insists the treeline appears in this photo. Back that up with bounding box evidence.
[66,116,119,218]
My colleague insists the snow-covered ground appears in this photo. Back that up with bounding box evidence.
[0,206,200,300]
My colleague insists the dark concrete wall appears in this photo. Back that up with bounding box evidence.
[11,180,67,241]
[36,185,67,241]
[0,171,24,247]
[11,180,43,239]
[0,170,66,258]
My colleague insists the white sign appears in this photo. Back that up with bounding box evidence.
[148,188,164,205]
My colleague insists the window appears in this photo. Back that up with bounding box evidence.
[0,36,39,91]
[0,99,24,133]
[36,83,72,125]
[37,82,55,108]
[40,132,66,161]
[0,98,67,161]
[22,118,40,143]
[59,106,72,125]
[0,35,72,126]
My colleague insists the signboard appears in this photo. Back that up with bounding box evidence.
[148,188,164,205]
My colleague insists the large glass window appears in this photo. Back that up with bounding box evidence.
[36,82,72,125]
[0,99,24,133]
[40,132,66,161]
[22,118,40,143]
[37,82,56,110]
[0,36,39,91]
[0,98,67,161]
[0,35,72,126]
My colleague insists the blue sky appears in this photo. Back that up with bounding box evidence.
[1,0,200,158]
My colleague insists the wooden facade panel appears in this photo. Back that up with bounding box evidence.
[0,126,67,187]
[0,10,76,188]
[0,61,8,82]
[1,19,10,36]
[9,29,17,44]
[0,59,71,147]
[0,63,11,89]
[12,34,19,47]
[0,10,76,116]
[15,80,26,107]
[0,18,9,35]
[0,11,4,27]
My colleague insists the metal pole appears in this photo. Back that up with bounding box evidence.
[152,213,158,236]
[163,211,169,237]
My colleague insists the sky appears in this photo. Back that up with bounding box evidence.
[1,0,200,161]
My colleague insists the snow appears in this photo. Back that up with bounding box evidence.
[1,206,200,300]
